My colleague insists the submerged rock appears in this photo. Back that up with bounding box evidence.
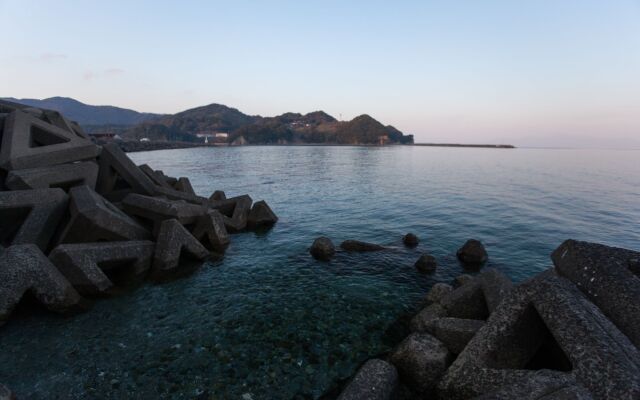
[456,239,488,267]
[310,237,335,261]
[340,240,385,252]
[415,254,437,273]
[337,359,398,400]
[402,233,419,247]
[0,383,14,400]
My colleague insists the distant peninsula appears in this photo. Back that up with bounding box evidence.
[3,97,413,146]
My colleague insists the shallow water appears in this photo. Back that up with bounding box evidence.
[1,146,639,399]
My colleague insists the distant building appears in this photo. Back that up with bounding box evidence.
[196,132,228,143]
[140,138,150,142]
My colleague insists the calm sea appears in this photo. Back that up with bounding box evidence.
[1,146,639,399]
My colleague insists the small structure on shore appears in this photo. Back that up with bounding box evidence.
[0,99,278,327]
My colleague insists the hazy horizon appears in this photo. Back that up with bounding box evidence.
[2,0,639,148]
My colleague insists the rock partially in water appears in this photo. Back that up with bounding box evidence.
[152,219,209,281]
[337,359,398,400]
[410,303,447,333]
[340,240,385,252]
[402,233,419,248]
[456,239,488,267]
[423,283,453,305]
[191,210,230,252]
[414,254,437,273]
[389,333,452,394]
[247,200,278,229]
[310,237,335,261]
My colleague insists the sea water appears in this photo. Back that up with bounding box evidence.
[1,146,639,399]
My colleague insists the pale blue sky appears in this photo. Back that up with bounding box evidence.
[2,0,639,147]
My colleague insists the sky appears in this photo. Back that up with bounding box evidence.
[1,0,639,147]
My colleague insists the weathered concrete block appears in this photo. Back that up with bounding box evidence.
[153,185,207,205]
[191,210,230,252]
[96,143,156,197]
[0,188,68,251]
[552,239,640,349]
[472,373,593,400]
[174,177,195,195]
[0,110,100,170]
[122,193,206,227]
[425,317,485,354]
[453,273,476,288]
[42,109,89,140]
[310,237,335,261]
[438,272,640,399]
[440,281,490,320]
[247,200,278,229]
[390,333,453,393]
[478,268,513,313]
[139,164,173,189]
[209,190,226,201]
[59,186,151,244]
[219,194,253,232]
[410,303,447,333]
[49,241,155,296]
[337,359,398,400]
[0,245,84,325]
[5,161,99,191]
[423,282,454,305]
[152,219,209,281]
[340,240,385,252]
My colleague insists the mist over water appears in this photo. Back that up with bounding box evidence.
[1,146,638,399]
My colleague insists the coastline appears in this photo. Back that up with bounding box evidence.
[108,140,516,153]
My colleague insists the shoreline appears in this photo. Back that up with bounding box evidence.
[107,140,516,153]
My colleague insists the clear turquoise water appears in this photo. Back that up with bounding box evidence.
[1,146,639,399]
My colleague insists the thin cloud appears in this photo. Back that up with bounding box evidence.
[84,68,126,80]
[39,53,68,62]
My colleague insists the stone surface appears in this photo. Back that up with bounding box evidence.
[440,281,490,320]
[457,239,489,267]
[410,303,447,332]
[96,143,156,198]
[337,359,398,400]
[0,110,100,171]
[139,164,173,189]
[209,190,226,201]
[0,245,84,325]
[191,210,230,252]
[438,272,640,399]
[49,241,155,296]
[453,273,476,288]
[5,161,99,191]
[310,237,335,261]
[402,233,419,247]
[390,333,453,393]
[58,186,151,244]
[478,268,513,312]
[425,317,485,354]
[217,195,253,232]
[0,188,68,251]
[415,254,437,273]
[247,200,278,229]
[340,240,385,252]
[424,282,454,305]
[174,177,196,195]
[152,219,209,280]
[42,109,89,140]
[122,193,206,227]
[551,239,640,349]
[472,373,593,400]
[153,185,207,205]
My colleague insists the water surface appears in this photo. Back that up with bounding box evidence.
[1,146,639,399]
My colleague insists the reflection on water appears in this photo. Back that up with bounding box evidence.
[1,147,639,399]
